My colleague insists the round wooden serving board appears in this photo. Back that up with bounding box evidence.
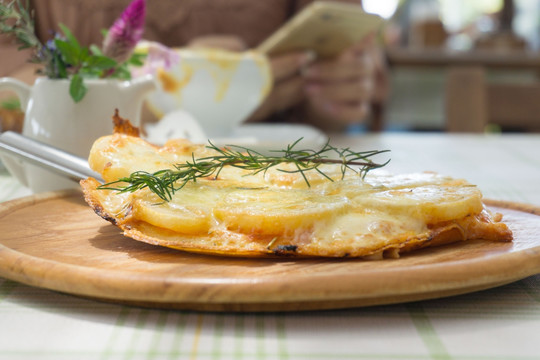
[1,191,540,312]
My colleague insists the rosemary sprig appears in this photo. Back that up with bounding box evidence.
[0,1,45,59]
[98,139,390,201]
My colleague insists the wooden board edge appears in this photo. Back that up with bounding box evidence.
[484,198,540,215]
[0,189,82,219]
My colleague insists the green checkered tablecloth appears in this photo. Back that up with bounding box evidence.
[1,133,540,360]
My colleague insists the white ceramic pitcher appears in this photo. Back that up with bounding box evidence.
[0,75,156,193]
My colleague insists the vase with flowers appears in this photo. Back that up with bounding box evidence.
[0,0,157,193]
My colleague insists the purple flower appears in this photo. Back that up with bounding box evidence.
[102,0,146,63]
[131,41,180,78]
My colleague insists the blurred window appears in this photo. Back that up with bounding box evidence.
[439,0,539,50]
[363,0,400,19]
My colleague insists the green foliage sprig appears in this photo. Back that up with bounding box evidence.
[0,0,145,102]
[98,139,390,201]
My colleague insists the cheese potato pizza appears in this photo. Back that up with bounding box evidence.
[81,116,512,258]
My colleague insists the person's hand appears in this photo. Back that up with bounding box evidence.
[247,51,315,122]
[302,36,377,130]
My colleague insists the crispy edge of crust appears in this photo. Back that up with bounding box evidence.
[112,109,140,137]
[81,178,119,226]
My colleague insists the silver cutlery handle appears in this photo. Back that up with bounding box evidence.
[0,131,104,184]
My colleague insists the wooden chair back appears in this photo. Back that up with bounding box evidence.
[445,66,540,132]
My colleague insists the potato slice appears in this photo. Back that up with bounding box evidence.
[214,188,349,235]
[132,184,224,234]
[352,184,483,223]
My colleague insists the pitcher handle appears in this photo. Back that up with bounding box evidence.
[0,77,31,187]
[0,77,31,110]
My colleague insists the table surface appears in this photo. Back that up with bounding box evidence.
[1,132,540,360]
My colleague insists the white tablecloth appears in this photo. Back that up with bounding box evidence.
[1,132,540,360]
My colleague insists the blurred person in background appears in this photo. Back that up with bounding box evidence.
[0,0,387,132]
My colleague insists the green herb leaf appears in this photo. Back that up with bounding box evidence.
[58,23,81,51]
[0,98,21,111]
[89,44,103,56]
[51,51,68,78]
[86,55,117,70]
[54,38,81,66]
[127,52,146,66]
[107,64,131,79]
[69,74,87,103]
